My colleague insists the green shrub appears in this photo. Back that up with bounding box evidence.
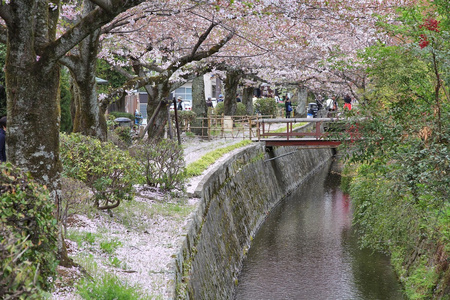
[213,102,246,116]
[235,103,247,115]
[130,139,186,191]
[254,97,277,116]
[214,102,224,115]
[170,110,197,129]
[114,126,132,146]
[60,133,141,210]
[108,111,134,122]
[0,163,58,298]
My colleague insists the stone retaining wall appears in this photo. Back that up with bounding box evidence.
[172,142,334,299]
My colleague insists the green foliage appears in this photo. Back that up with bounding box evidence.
[350,161,450,298]
[0,44,6,117]
[404,260,439,300]
[100,239,122,254]
[0,163,58,298]
[171,110,197,124]
[214,102,224,115]
[66,230,100,248]
[186,140,252,177]
[96,58,129,95]
[130,139,186,191]
[254,97,277,116]
[114,126,132,146]
[108,111,135,122]
[77,273,141,300]
[343,5,450,296]
[108,257,123,268]
[60,67,73,133]
[0,227,41,300]
[60,133,141,210]
[235,103,247,115]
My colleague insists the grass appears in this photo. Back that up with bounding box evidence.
[151,201,193,218]
[100,239,122,254]
[66,230,102,248]
[269,122,306,133]
[111,197,194,232]
[185,139,252,177]
[77,273,144,300]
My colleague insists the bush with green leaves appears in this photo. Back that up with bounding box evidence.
[213,102,247,116]
[214,102,225,115]
[108,111,135,123]
[0,163,58,298]
[254,97,277,116]
[170,110,197,130]
[114,126,133,146]
[60,133,142,210]
[131,138,186,191]
[235,102,247,115]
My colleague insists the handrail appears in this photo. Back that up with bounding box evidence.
[257,117,343,123]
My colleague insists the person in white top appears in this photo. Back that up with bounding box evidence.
[325,97,334,111]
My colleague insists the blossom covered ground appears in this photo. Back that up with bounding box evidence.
[51,136,246,300]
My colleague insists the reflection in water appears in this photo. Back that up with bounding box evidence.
[235,162,404,300]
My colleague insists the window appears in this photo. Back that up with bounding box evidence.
[139,103,147,119]
[173,87,192,102]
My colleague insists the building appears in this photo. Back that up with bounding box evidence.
[124,74,221,121]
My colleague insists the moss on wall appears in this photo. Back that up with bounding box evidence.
[173,144,333,299]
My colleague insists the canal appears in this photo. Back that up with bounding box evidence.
[234,161,405,300]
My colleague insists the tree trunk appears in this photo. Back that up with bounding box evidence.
[5,3,72,267]
[6,3,61,194]
[145,83,171,140]
[296,86,308,118]
[242,86,254,115]
[64,1,107,141]
[191,75,207,136]
[223,70,242,116]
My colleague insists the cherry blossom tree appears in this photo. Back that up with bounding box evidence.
[97,2,238,139]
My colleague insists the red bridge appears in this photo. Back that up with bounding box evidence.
[256,118,344,147]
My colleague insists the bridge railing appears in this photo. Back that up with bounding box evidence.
[256,118,344,141]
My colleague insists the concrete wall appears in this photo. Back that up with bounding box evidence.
[172,143,334,299]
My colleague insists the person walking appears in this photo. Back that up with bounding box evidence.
[177,96,183,110]
[344,94,352,111]
[0,116,6,162]
[206,97,213,108]
[325,96,336,117]
[285,97,293,118]
[325,97,334,111]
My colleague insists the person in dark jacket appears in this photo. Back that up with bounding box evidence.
[177,96,183,110]
[0,116,6,162]
[285,97,292,118]
[206,97,213,107]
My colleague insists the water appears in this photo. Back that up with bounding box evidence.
[235,162,404,300]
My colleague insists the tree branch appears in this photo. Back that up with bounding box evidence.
[191,21,217,56]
